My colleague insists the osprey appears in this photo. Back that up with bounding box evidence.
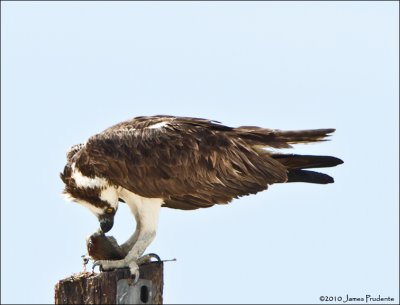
[60,115,343,278]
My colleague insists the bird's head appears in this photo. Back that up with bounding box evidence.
[60,150,119,233]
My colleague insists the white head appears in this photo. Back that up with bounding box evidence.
[60,162,120,233]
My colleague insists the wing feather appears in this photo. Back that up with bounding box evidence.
[75,116,288,209]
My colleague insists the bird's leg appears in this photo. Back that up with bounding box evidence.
[93,198,162,282]
[120,223,141,256]
[93,228,157,280]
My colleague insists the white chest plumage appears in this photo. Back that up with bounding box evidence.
[118,187,164,233]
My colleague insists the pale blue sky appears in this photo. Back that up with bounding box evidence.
[1,2,399,304]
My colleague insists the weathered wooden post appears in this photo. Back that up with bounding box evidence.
[54,262,164,304]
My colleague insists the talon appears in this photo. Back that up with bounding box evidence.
[147,253,161,262]
[132,268,140,285]
[81,254,90,272]
[81,254,90,265]
[92,261,103,272]
[137,253,161,265]
[128,261,140,284]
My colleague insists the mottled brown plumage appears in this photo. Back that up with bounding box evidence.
[60,115,343,277]
[61,115,343,211]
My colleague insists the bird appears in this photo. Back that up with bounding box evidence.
[60,115,343,279]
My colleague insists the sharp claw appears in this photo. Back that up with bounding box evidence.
[137,253,162,265]
[128,261,140,284]
[147,253,161,262]
[132,268,140,285]
[81,255,90,265]
[92,261,102,272]
[81,255,90,272]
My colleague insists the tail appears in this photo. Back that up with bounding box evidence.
[234,126,342,184]
[272,154,344,184]
[234,127,336,148]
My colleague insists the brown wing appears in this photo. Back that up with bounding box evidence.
[76,116,288,210]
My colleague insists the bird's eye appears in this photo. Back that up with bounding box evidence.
[105,207,114,214]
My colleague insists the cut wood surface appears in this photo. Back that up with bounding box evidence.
[54,262,163,304]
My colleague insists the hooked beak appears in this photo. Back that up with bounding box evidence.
[98,214,114,233]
